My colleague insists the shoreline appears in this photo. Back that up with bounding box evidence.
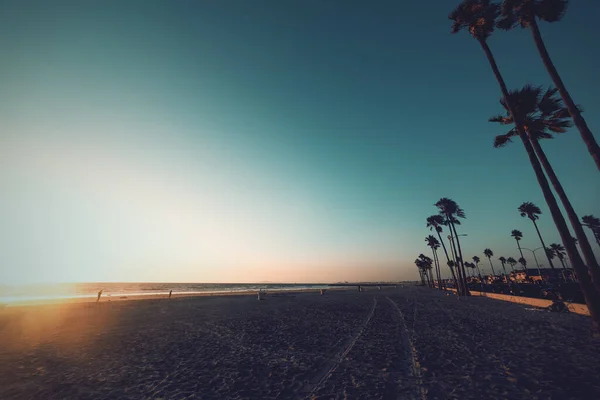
[0,286,357,309]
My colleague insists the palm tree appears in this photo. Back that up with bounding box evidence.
[415,258,427,286]
[497,0,600,170]
[425,235,443,290]
[582,215,600,247]
[450,0,600,334]
[419,254,435,288]
[518,257,528,269]
[435,198,470,296]
[472,256,482,277]
[483,248,497,276]
[507,257,518,271]
[426,215,459,289]
[511,229,526,261]
[491,85,600,278]
[498,256,508,276]
[549,243,567,270]
[518,202,556,270]
[465,261,476,278]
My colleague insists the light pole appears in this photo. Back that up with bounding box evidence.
[521,247,544,281]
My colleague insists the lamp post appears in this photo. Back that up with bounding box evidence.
[521,247,544,282]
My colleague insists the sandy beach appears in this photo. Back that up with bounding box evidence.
[1,286,599,399]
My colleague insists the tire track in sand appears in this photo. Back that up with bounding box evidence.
[301,296,378,399]
[387,296,427,400]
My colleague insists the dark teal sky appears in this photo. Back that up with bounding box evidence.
[1,0,599,283]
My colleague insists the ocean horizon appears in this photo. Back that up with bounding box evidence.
[0,282,339,304]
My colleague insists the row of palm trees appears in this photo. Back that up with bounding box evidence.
[443,0,600,334]
[417,197,579,285]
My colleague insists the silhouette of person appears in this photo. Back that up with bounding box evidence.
[97,290,103,302]
[169,290,172,299]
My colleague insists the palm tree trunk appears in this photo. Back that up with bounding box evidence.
[435,250,443,290]
[435,230,459,291]
[487,258,496,276]
[447,228,465,295]
[419,270,425,286]
[450,221,470,296]
[558,257,567,270]
[530,137,600,287]
[515,240,525,260]
[515,240,528,278]
[478,38,600,334]
[530,219,556,270]
[429,269,435,288]
[431,248,441,290]
[529,19,600,171]
[501,262,507,276]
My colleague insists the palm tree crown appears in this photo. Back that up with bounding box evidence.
[519,201,542,221]
[490,85,573,148]
[507,257,517,267]
[425,235,441,249]
[449,0,500,40]
[582,215,600,229]
[473,256,481,264]
[484,248,494,258]
[497,0,568,30]
[499,256,507,263]
[435,198,466,220]
[511,229,523,241]
[426,215,446,233]
[518,257,528,267]
[549,243,566,259]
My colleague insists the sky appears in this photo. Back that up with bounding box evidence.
[1,0,599,285]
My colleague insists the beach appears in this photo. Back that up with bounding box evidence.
[1,287,599,399]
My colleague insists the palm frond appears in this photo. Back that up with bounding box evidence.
[536,0,568,23]
[449,0,500,39]
[488,114,512,124]
[493,134,511,148]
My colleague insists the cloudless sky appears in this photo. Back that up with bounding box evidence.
[1,0,599,284]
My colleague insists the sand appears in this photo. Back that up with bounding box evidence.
[1,287,599,399]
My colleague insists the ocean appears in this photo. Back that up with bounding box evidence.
[0,282,331,304]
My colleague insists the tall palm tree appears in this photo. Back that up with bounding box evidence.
[483,248,497,276]
[549,243,567,269]
[582,215,600,247]
[498,256,508,275]
[450,0,600,333]
[507,257,518,271]
[426,215,459,288]
[435,198,470,295]
[511,229,526,261]
[491,85,600,278]
[425,235,443,290]
[497,0,600,170]
[518,202,556,270]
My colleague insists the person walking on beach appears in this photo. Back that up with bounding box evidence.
[97,289,103,302]
[169,290,172,299]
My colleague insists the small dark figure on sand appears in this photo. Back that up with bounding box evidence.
[358,285,362,292]
[97,290,103,302]
[169,290,172,299]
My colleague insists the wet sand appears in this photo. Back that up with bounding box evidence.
[1,287,599,399]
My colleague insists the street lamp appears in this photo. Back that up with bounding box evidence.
[521,247,545,281]
[447,234,468,264]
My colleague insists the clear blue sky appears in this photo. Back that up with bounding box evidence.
[1,0,599,284]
